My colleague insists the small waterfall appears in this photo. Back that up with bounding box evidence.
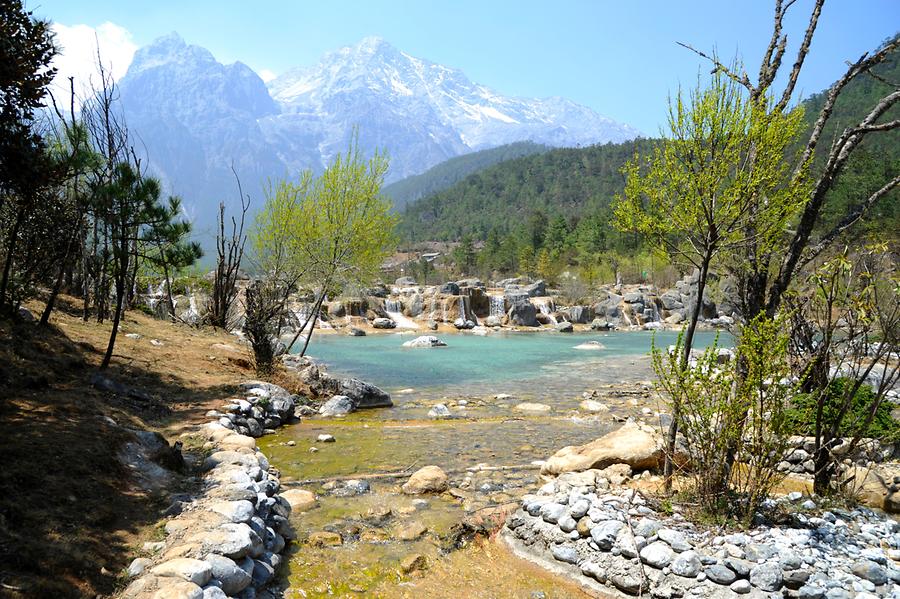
[537,301,557,325]
[489,295,505,318]
[385,297,419,329]
[185,293,199,322]
[458,297,466,321]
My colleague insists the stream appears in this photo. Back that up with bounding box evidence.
[261,330,726,597]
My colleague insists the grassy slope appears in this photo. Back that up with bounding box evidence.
[0,296,257,598]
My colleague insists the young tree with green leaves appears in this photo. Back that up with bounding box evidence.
[253,135,397,359]
[786,245,900,496]
[614,71,808,488]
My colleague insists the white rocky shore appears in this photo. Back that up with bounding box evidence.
[120,380,311,599]
[503,470,900,598]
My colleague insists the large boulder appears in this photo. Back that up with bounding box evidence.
[567,305,595,324]
[372,317,396,329]
[337,378,392,408]
[404,293,424,317]
[541,420,665,475]
[395,276,417,286]
[281,489,317,512]
[344,298,368,317]
[660,292,683,311]
[439,281,461,295]
[456,278,484,288]
[440,295,474,323]
[465,286,490,316]
[327,301,346,318]
[367,284,389,298]
[523,280,546,297]
[402,465,449,494]
[318,395,355,416]
[507,301,538,327]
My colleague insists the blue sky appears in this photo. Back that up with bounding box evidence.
[30,0,900,134]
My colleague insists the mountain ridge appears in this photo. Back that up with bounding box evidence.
[114,32,640,245]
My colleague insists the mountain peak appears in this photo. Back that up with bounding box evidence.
[354,36,390,54]
[127,31,214,75]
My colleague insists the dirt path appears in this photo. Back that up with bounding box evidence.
[0,296,261,598]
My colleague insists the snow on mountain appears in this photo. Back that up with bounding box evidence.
[265,36,640,178]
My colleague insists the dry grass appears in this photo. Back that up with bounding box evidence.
[0,295,255,598]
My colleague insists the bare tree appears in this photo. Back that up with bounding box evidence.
[681,1,899,492]
[209,166,250,330]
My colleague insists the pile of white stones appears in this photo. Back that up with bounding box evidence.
[120,381,303,599]
[504,470,900,598]
[205,381,302,438]
[777,436,896,476]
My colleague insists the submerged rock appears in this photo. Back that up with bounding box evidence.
[513,402,552,414]
[574,341,605,350]
[427,404,452,418]
[579,399,609,413]
[402,335,447,348]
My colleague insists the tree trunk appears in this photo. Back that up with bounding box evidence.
[41,217,81,326]
[286,285,329,354]
[161,259,175,319]
[663,255,712,491]
[0,206,26,309]
[299,295,325,358]
[101,276,125,369]
[40,261,67,326]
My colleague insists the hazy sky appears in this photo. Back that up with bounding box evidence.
[30,0,900,134]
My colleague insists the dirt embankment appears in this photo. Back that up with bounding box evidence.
[0,296,272,599]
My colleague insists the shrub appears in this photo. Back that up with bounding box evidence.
[785,377,900,443]
[652,315,794,524]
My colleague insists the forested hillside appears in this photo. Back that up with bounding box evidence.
[382,141,549,210]
[398,139,657,242]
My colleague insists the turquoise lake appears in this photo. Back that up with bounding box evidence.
[298,330,729,400]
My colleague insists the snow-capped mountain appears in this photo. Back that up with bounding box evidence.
[265,36,640,179]
[117,33,640,244]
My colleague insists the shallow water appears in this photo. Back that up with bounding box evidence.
[268,329,728,597]
[300,329,727,399]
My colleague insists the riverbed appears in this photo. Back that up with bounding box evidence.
[261,330,726,598]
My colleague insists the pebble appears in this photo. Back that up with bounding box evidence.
[671,550,701,577]
[316,434,335,443]
[730,579,752,594]
[705,564,736,585]
[640,541,674,568]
